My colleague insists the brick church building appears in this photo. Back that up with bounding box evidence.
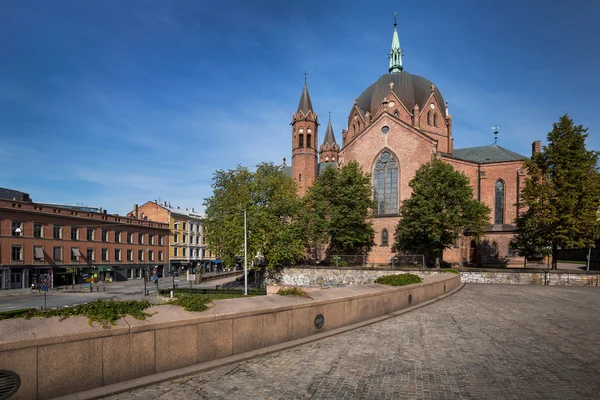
[287,20,538,267]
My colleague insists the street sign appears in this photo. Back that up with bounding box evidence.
[42,285,49,292]
[187,274,196,281]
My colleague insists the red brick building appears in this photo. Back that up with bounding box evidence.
[288,20,537,266]
[0,193,169,290]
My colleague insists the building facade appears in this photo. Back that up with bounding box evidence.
[129,201,210,275]
[289,21,537,267]
[0,196,169,290]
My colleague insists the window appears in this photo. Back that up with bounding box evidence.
[182,222,187,231]
[149,234,155,245]
[381,126,390,134]
[102,248,109,261]
[34,223,43,238]
[381,229,389,246]
[159,235,164,246]
[495,180,505,225]
[491,241,498,257]
[53,225,62,239]
[174,247,179,257]
[174,233,179,243]
[138,250,144,262]
[138,233,144,245]
[159,251,164,261]
[174,221,179,229]
[373,151,399,215]
[299,134,304,148]
[53,247,62,261]
[71,248,80,262]
[114,249,121,261]
[115,231,122,243]
[427,111,431,125]
[433,113,438,127]
[127,232,133,244]
[12,245,23,261]
[149,250,154,261]
[182,248,186,257]
[87,228,94,241]
[307,134,312,148]
[299,174,302,182]
[102,229,108,242]
[127,250,133,262]
[394,110,399,117]
[86,248,95,261]
[183,234,187,244]
[12,221,23,236]
[508,243,517,257]
[34,246,44,260]
[71,227,79,241]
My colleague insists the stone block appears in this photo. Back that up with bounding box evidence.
[197,319,233,362]
[155,325,198,372]
[232,315,263,354]
[288,307,311,340]
[262,311,289,347]
[101,331,155,385]
[0,347,37,400]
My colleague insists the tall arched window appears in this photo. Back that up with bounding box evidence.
[307,134,312,148]
[381,229,389,246]
[433,113,438,126]
[495,180,504,224]
[299,134,304,148]
[374,151,399,215]
[491,241,498,257]
[427,111,431,125]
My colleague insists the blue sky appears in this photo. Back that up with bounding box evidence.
[1,0,598,215]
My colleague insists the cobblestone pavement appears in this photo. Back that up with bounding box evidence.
[110,285,600,399]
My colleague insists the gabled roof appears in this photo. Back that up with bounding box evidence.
[297,81,313,114]
[453,144,527,164]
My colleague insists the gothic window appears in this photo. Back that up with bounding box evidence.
[299,174,302,182]
[491,241,498,257]
[427,111,431,125]
[373,151,399,215]
[307,134,312,148]
[495,180,504,224]
[433,113,438,127]
[299,134,304,148]
[381,229,389,246]
[394,110,399,117]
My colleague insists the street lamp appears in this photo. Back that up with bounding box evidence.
[244,210,248,296]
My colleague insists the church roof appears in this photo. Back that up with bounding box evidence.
[297,81,313,114]
[323,119,337,145]
[452,144,527,163]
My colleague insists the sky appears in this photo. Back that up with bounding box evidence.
[1,0,598,216]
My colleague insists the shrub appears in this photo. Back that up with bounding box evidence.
[374,273,422,286]
[276,287,312,299]
[169,294,210,312]
[444,269,460,274]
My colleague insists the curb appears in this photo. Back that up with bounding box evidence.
[52,282,466,400]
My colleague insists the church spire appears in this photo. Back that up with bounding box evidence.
[323,114,337,145]
[389,13,403,73]
[297,75,314,115]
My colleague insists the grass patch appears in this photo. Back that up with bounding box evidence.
[444,269,460,274]
[375,273,422,286]
[557,260,587,265]
[276,287,312,299]
[0,300,153,329]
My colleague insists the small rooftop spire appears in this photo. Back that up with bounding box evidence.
[389,12,403,73]
[297,76,314,115]
[323,113,337,145]
[491,126,500,144]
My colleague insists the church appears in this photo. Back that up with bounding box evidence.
[286,20,537,267]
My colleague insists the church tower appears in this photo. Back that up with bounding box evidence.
[319,115,340,163]
[291,80,319,196]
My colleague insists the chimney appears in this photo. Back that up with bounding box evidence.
[134,204,139,218]
[532,140,541,156]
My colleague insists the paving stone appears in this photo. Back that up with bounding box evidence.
[109,285,600,399]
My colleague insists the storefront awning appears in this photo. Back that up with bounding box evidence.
[34,247,45,259]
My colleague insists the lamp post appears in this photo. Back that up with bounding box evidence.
[244,210,248,296]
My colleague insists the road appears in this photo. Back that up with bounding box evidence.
[110,284,600,400]
[0,274,240,312]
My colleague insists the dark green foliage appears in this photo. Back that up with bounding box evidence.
[302,161,375,257]
[0,308,36,319]
[203,163,305,283]
[394,160,490,264]
[444,269,460,274]
[276,287,312,299]
[374,273,422,286]
[169,294,209,312]
[0,300,152,329]
[514,115,600,268]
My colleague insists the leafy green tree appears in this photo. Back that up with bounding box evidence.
[203,163,304,285]
[515,115,600,269]
[302,161,375,259]
[394,160,490,265]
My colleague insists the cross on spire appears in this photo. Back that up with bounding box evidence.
[328,111,331,120]
[303,71,308,83]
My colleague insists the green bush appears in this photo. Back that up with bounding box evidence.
[374,273,422,286]
[169,294,209,312]
[0,308,37,320]
[276,287,312,299]
[444,269,460,274]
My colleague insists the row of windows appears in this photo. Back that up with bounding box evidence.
[172,247,205,258]
[297,133,313,148]
[8,221,164,245]
[172,232,204,245]
[426,111,439,127]
[173,221,203,232]
[10,245,164,263]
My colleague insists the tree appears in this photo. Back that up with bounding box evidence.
[514,114,600,269]
[203,162,304,285]
[394,160,490,265]
[302,161,375,260]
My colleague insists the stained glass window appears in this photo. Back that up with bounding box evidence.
[495,180,504,224]
[381,229,389,246]
[373,151,398,215]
